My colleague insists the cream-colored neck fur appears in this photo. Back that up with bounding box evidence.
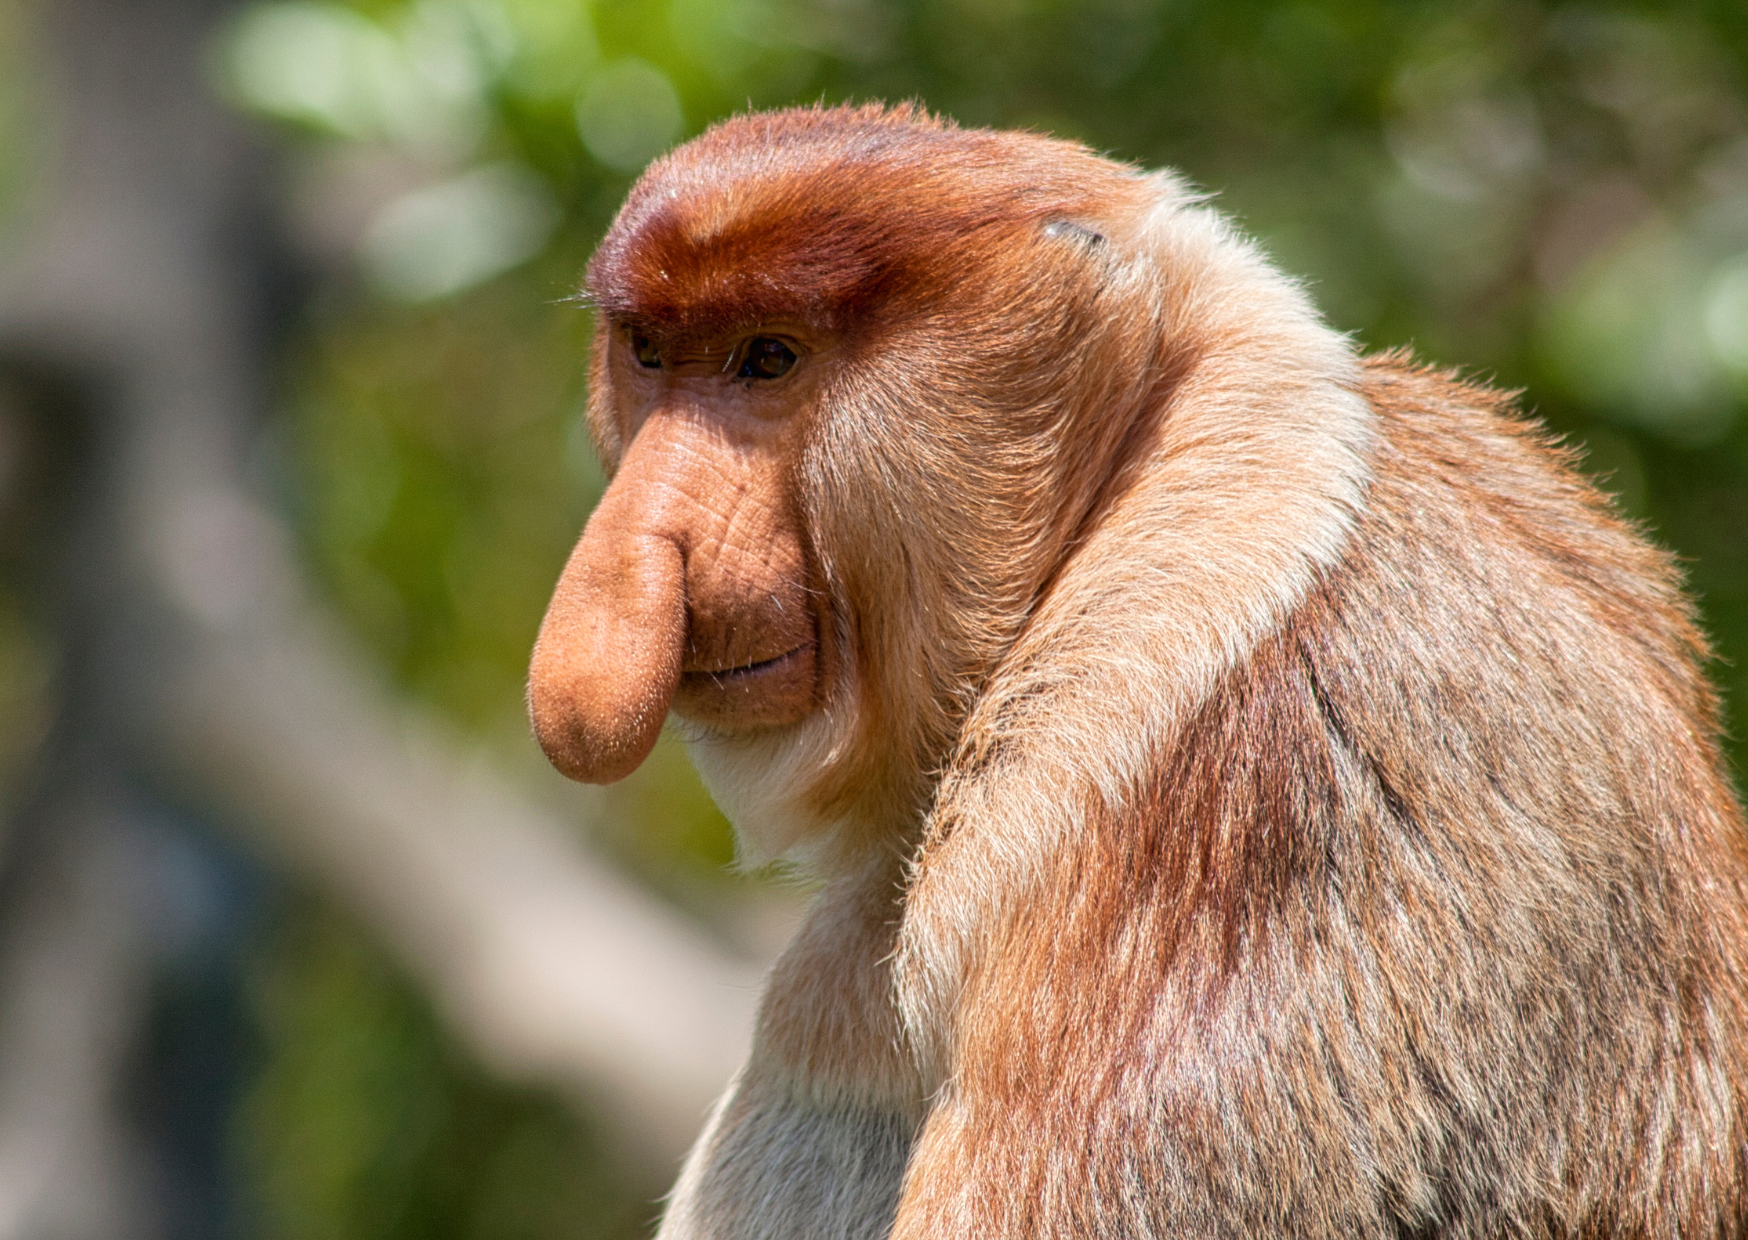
[684,702,856,865]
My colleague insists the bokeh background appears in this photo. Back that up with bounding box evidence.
[0,0,1744,1237]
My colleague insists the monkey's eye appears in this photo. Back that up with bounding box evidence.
[630,333,662,368]
[738,337,797,380]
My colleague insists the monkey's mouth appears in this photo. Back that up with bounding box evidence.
[682,645,808,685]
[673,641,819,730]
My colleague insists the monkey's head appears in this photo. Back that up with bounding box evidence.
[529,105,1175,860]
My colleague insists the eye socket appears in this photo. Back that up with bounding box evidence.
[630,333,662,368]
[738,337,797,380]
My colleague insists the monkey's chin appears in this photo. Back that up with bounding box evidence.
[672,643,819,732]
[683,709,842,865]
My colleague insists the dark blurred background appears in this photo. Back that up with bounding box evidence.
[0,0,1742,1237]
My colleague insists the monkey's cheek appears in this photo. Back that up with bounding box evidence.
[671,643,820,732]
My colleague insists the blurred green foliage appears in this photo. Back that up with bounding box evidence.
[241,896,646,1240]
[0,3,52,818]
[211,0,1748,1234]
[291,282,599,730]
[0,0,31,224]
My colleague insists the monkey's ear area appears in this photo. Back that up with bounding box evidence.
[1041,218,1107,249]
[527,505,687,784]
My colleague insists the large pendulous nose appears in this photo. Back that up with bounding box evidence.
[527,438,687,785]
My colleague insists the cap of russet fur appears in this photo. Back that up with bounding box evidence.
[588,102,1139,340]
[541,104,1748,1240]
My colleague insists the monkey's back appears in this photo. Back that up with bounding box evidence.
[1314,355,1748,1232]
[954,354,1748,1237]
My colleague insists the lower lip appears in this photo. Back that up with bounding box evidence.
[682,645,807,686]
[672,640,820,731]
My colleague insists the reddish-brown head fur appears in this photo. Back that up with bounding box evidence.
[587,104,1123,342]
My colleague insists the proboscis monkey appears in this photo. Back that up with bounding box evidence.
[528,104,1748,1239]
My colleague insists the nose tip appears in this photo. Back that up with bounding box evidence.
[528,662,668,784]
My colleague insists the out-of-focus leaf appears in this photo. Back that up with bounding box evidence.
[1543,221,1739,444]
[574,58,684,172]
[360,162,560,300]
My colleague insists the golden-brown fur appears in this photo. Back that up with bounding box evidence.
[528,104,1748,1238]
